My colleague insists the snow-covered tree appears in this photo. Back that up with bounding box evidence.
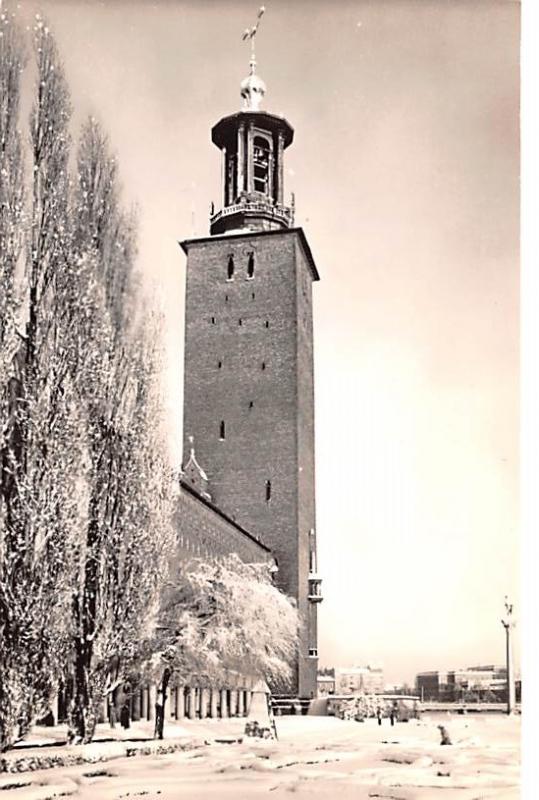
[73,117,138,335]
[66,306,174,744]
[0,12,24,383]
[1,17,174,749]
[66,118,175,744]
[0,16,90,751]
[151,554,299,739]
[1,14,32,751]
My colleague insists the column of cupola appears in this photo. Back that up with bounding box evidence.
[237,122,245,196]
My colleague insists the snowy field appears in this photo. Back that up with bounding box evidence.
[0,713,520,799]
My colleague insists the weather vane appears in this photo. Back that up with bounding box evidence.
[242,6,266,64]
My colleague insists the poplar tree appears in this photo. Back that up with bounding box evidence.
[1,17,174,749]
[0,16,89,751]
[66,117,174,744]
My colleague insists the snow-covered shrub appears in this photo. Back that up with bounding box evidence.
[149,554,299,739]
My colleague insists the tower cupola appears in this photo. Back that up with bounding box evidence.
[209,7,294,236]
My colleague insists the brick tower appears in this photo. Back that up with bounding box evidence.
[181,49,322,699]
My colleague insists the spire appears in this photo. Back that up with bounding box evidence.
[240,6,267,111]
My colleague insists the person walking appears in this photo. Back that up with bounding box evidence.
[376,705,382,726]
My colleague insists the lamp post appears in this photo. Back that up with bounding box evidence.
[501,596,516,715]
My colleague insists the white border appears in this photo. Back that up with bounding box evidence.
[521,1,538,797]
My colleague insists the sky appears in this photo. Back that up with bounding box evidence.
[12,0,520,684]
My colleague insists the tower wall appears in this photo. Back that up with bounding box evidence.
[182,228,318,697]
[294,237,319,696]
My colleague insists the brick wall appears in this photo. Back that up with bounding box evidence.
[294,237,318,697]
[181,227,319,698]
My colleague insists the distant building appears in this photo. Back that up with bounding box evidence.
[333,666,384,695]
[415,671,448,702]
[415,665,518,702]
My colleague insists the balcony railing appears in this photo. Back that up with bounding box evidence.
[308,573,323,603]
[210,200,294,228]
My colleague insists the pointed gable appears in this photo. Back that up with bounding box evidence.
[181,435,211,501]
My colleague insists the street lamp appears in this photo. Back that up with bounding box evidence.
[501,596,516,715]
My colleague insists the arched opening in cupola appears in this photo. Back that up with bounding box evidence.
[253,136,271,194]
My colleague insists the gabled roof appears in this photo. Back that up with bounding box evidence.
[183,438,208,482]
[179,478,272,554]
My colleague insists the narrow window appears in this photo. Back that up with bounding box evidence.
[220,420,225,440]
[211,316,216,324]
[249,400,254,409]
[265,480,271,502]
[218,360,222,369]
[247,252,255,279]
[225,294,228,302]
[251,292,255,300]
[238,318,243,326]
[309,531,317,573]
[265,320,269,328]
[261,362,266,371]
[227,256,234,280]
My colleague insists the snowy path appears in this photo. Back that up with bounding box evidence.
[0,714,520,799]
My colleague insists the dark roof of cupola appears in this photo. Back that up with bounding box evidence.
[212,110,294,150]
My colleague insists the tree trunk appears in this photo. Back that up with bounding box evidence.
[0,694,16,753]
[69,495,100,744]
[109,694,117,728]
[68,687,99,744]
[67,636,91,743]
[154,667,171,740]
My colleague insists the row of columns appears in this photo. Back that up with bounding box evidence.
[54,684,253,727]
[135,686,252,722]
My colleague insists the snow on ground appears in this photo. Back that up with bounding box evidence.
[0,713,520,799]
[11,719,199,747]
